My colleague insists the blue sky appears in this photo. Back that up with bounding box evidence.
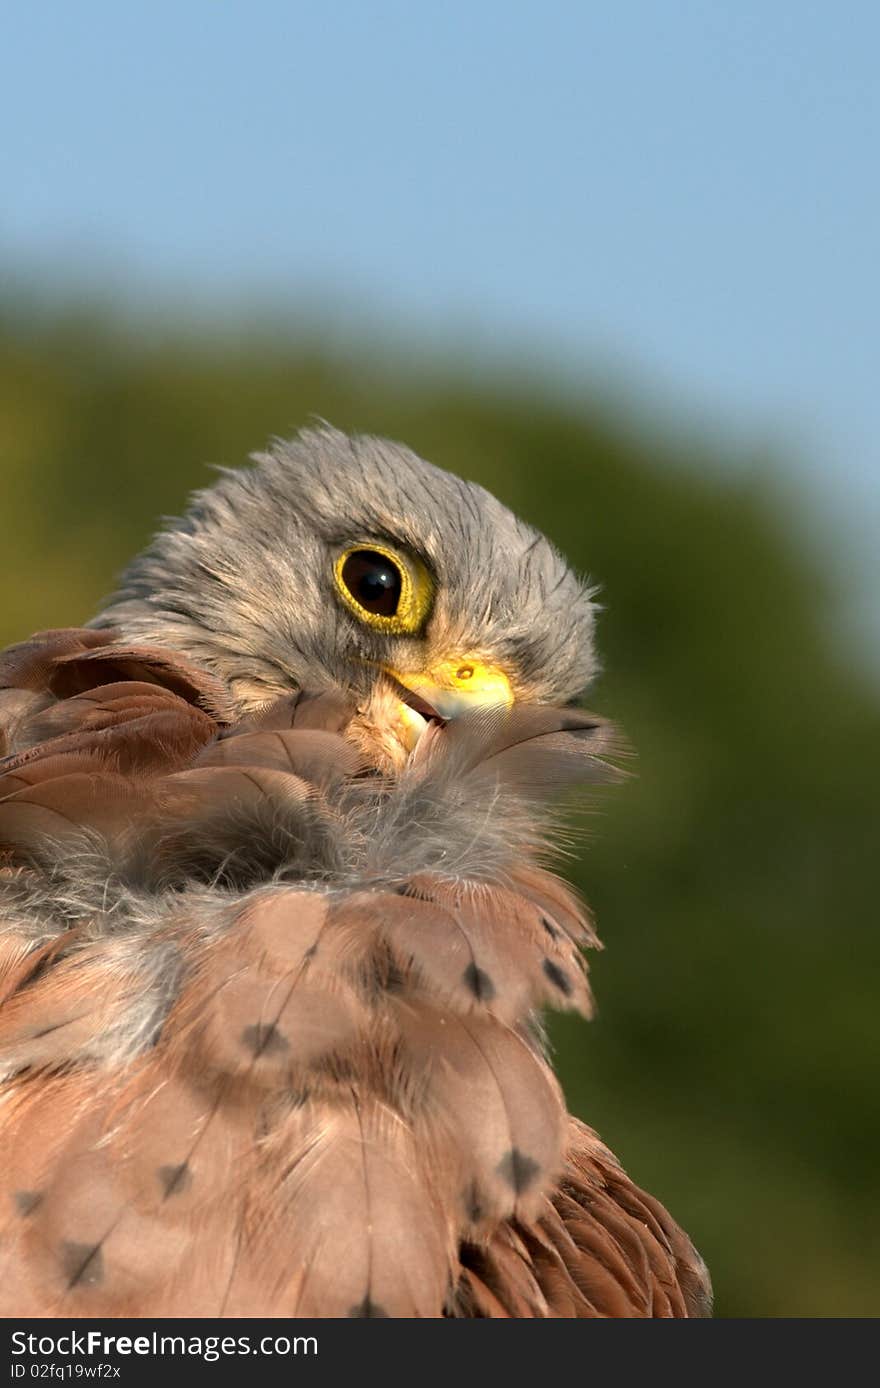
[2,2,878,645]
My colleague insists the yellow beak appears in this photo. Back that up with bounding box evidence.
[386,658,513,748]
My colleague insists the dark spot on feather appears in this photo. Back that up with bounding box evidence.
[61,1240,104,1289]
[463,1181,486,1223]
[277,1077,312,1110]
[348,1296,389,1317]
[541,915,561,941]
[241,1022,290,1058]
[314,1052,358,1084]
[542,957,573,995]
[158,1162,193,1198]
[13,1189,43,1217]
[497,1148,541,1193]
[462,962,496,1002]
[364,942,406,995]
[383,957,407,993]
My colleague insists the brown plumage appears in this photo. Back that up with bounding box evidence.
[0,427,711,1318]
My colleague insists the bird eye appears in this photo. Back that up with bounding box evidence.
[339,549,402,617]
[333,542,434,634]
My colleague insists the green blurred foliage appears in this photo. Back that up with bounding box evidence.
[1,301,878,1317]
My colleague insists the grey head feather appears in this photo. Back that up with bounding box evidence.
[92,424,599,712]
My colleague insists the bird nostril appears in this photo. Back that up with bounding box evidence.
[456,665,474,681]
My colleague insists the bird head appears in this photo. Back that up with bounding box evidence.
[94,425,599,769]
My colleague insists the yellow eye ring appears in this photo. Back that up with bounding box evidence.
[333,542,434,635]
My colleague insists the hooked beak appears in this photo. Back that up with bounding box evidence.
[384,658,514,750]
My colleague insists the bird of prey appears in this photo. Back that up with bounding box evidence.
[0,425,710,1318]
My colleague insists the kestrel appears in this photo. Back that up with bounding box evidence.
[0,426,710,1317]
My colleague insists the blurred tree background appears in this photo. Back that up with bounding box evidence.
[1,299,877,1317]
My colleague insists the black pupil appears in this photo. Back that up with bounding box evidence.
[341,550,402,617]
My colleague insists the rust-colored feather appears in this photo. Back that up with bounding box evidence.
[0,626,709,1318]
[384,875,593,1021]
[244,1098,456,1317]
[199,727,363,786]
[394,1001,569,1228]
